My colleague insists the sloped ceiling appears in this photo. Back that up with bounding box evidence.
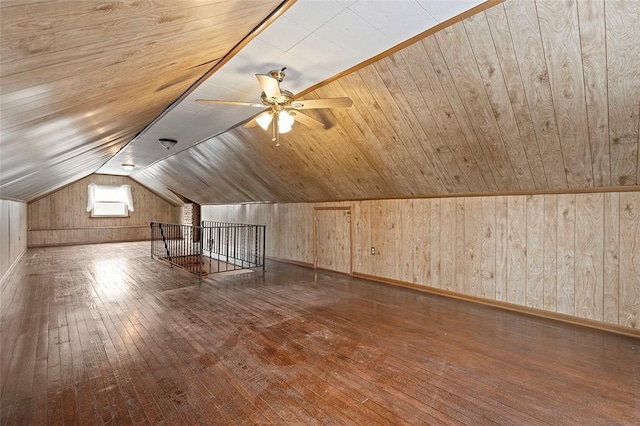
[2,0,639,206]
[134,0,640,204]
[0,0,283,202]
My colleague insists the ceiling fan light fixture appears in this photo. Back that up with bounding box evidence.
[278,110,294,133]
[121,163,135,171]
[158,138,178,149]
[256,112,273,131]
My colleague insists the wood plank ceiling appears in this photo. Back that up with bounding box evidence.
[2,0,639,205]
[0,0,283,202]
[133,0,640,204]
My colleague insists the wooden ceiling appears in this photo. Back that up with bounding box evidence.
[0,0,282,202]
[133,0,640,204]
[2,0,639,205]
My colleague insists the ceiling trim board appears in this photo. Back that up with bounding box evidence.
[295,0,505,100]
[200,185,640,206]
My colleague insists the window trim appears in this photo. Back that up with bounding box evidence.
[87,183,134,218]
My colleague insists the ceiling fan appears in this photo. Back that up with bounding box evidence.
[196,68,353,145]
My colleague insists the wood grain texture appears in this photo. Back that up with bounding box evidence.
[577,0,611,186]
[133,0,638,206]
[606,0,640,186]
[463,13,535,190]
[526,195,544,309]
[543,194,558,311]
[27,174,180,247]
[575,193,604,321]
[0,200,27,284]
[537,0,592,188]
[619,192,640,328]
[315,208,351,274]
[203,190,640,331]
[556,194,576,315]
[480,197,496,299]
[0,0,282,202]
[3,0,640,205]
[603,192,620,324]
[506,196,526,305]
[494,196,509,302]
[2,241,639,424]
[465,197,482,297]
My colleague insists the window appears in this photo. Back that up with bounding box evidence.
[87,184,134,217]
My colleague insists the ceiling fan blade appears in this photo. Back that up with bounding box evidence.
[290,97,353,109]
[290,111,324,129]
[256,74,282,101]
[196,99,264,107]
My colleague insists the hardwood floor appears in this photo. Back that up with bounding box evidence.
[1,242,638,425]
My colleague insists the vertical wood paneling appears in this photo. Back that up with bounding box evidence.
[503,0,566,188]
[556,194,576,315]
[537,0,593,188]
[506,196,526,305]
[375,58,450,194]
[440,198,457,291]
[383,200,401,280]
[603,192,620,324]
[1,200,27,284]
[543,195,558,311]
[606,0,640,186]
[421,36,498,192]
[464,13,535,190]
[577,0,611,186]
[455,198,466,294]
[400,42,486,193]
[575,193,605,321]
[435,23,517,191]
[619,192,640,328]
[465,197,482,297]
[526,195,544,309]
[480,197,496,299]
[495,196,509,302]
[203,190,640,331]
[315,209,351,274]
[484,4,548,190]
[371,200,387,278]
[353,201,371,275]
[412,199,430,285]
[429,199,441,288]
[400,199,414,283]
[27,174,179,247]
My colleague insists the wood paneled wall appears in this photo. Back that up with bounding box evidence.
[0,200,27,285]
[203,191,640,331]
[27,174,180,247]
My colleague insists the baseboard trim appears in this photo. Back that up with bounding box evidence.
[28,238,150,248]
[352,272,640,339]
[266,256,313,269]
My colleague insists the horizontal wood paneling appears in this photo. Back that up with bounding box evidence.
[203,191,640,331]
[27,174,180,247]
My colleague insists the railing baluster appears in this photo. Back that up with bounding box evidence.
[151,221,266,277]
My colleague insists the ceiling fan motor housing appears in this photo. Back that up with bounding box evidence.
[261,89,295,107]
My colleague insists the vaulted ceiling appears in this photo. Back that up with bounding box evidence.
[1,0,639,205]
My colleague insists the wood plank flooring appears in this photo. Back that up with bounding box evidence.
[1,242,639,425]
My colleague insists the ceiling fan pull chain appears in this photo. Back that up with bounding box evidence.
[273,113,279,146]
